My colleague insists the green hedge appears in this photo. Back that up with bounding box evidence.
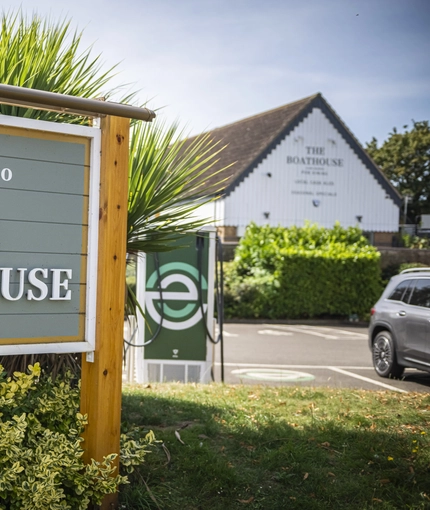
[224,223,382,319]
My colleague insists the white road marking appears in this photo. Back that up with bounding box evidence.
[231,368,314,382]
[312,326,368,338]
[216,362,374,370]
[215,363,408,392]
[267,324,338,339]
[328,366,408,393]
[221,331,238,337]
[258,329,293,336]
[266,324,368,340]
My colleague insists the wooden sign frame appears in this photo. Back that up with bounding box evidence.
[0,115,101,355]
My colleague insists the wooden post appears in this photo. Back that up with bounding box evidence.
[80,115,130,510]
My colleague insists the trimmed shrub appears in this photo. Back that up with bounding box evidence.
[224,266,282,319]
[225,223,382,319]
[0,363,155,510]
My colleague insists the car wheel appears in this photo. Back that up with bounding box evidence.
[372,331,404,378]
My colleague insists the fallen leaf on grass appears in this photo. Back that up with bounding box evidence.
[198,434,209,440]
[321,442,330,447]
[161,443,171,465]
[175,430,185,445]
[328,472,335,477]
[303,473,309,480]
[237,497,254,504]
[379,479,390,485]
[372,498,383,503]
[138,473,162,510]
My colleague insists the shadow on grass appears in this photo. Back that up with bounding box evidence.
[120,387,430,510]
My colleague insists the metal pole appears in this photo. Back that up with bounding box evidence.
[0,83,155,121]
[404,196,409,224]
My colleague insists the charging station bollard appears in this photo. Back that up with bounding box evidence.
[135,229,216,383]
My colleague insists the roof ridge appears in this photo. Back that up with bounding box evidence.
[209,93,320,134]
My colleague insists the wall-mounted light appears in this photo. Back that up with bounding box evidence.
[328,138,336,145]
[356,215,362,223]
[263,212,270,219]
[266,172,272,178]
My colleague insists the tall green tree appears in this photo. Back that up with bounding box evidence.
[366,121,430,221]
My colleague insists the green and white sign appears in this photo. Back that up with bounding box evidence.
[0,116,100,355]
[137,231,215,363]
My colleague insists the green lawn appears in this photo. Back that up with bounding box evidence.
[120,383,430,510]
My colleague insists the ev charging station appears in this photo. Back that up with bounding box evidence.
[133,228,218,383]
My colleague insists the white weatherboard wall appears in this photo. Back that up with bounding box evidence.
[219,108,399,236]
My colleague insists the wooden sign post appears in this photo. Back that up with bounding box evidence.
[0,84,155,510]
[80,115,130,510]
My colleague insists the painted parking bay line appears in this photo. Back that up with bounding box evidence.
[267,324,338,339]
[328,366,407,393]
[222,330,239,337]
[268,324,367,340]
[217,363,406,393]
[218,362,374,370]
[310,326,368,339]
[258,329,293,336]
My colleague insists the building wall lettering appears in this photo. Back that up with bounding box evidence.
[287,145,343,198]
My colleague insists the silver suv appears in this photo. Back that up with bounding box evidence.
[369,268,430,378]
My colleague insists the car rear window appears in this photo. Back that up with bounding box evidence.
[409,279,430,308]
[387,280,411,302]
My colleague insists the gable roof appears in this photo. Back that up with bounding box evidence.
[191,93,402,206]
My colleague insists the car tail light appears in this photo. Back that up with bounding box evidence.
[370,308,376,316]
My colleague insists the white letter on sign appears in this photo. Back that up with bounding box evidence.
[1,168,12,182]
[27,268,49,301]
[50,269,72,301]
[1,268,26,301]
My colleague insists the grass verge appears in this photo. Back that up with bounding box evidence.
[119,384,430,510]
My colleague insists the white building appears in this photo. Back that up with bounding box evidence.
[194,93,401,246]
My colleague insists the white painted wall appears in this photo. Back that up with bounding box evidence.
[191,107,399,235]
[224,107,399,234]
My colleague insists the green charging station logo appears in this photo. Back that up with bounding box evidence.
[146,262,207,331]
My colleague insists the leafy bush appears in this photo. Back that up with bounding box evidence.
[0,364,155,510]
[402,233,429,249]
[226,223,382,319]
[224,265,282,319]
[234,221,368,275]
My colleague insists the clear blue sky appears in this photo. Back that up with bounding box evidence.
[5,0,430,145]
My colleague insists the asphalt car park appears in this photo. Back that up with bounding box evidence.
[213,323,430,393]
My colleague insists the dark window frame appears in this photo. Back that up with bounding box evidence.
[387,279,412,303]
[408,278,430,309]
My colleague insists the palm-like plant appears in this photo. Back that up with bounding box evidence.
[0,11,230,374]
[128,119,228,254]
[0,10,134,121]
